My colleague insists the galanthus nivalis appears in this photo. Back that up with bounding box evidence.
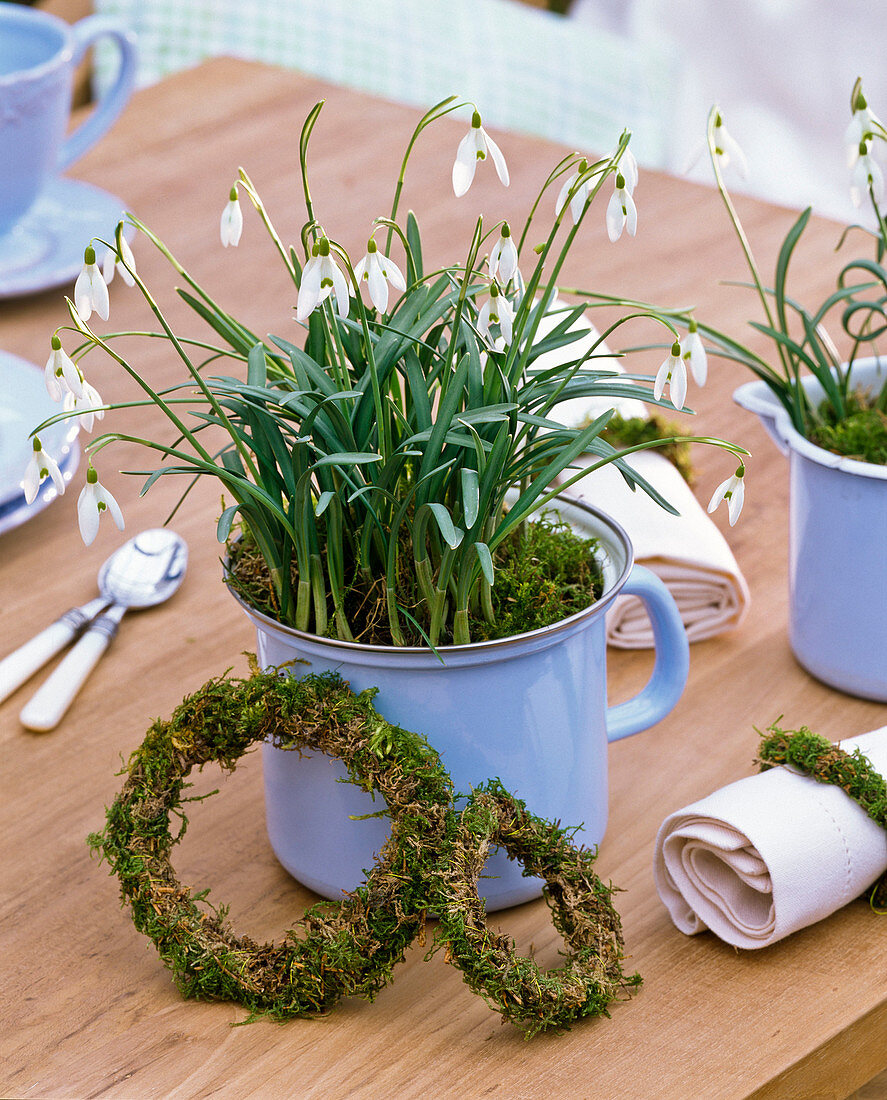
[74,246,110,322]
[353,238,406,313]
[555,158,591,225]
[850,141,885,207]
[606,173,637,242]
[44,335,84,401]
[23,437,65,505]
[712,112,748,178]
[488,222,519,285]
[682,320,708,386]
[220,186,243,247]
[63,377,105,433]
[707,466,745,526]
[77,464,124,546]
[654,340,687,410]
[477,282,514,345]
[452,110,509,197]
[297,237,349,322]
[102,231,136,286]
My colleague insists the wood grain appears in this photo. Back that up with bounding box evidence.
[2,59,886,1100]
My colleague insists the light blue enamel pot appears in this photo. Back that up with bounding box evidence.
[735,357,887,701]
[231,497,689,910]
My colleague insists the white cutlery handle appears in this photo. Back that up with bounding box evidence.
[0,596,107,705]
[19,610,122,732]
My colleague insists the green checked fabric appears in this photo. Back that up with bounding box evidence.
[94,0,676,165]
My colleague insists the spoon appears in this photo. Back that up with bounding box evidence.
[19,528,187,732]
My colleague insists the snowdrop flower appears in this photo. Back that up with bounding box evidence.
[488,222,519,284]
[220,186,243,247]
[101,232,136,287]
[63,377,105,433]
[682,320,708,386]
[555,158,591,225]
[846,89,883,167]
[22,436,65,505]
[707,465,745,526]
[850,141,885,207]
[352,238,406,314]
[77,464,124,546]
[74,246,110,323]
[606,173,637,242]
[712,113,748,178]
[654,340,687,410]
[619,146,639,193]
[44,335,84,401]
[452,110,509,198]
[297,237,349,322]
[477,282,514,345]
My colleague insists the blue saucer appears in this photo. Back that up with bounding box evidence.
[0,177,128,300]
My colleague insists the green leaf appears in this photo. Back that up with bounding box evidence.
[311,450,384,468]
[247,342,267,387]
[217,503,240,541]
[315,490,336,516]
[425,502,464,549]
[461,467,479,528]
[406,210,423,281]
[473,540,494,584]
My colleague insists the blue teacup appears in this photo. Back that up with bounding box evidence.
[0,2,136,236]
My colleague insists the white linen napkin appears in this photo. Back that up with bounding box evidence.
[539,314,750,648]
[564,450,750,647]
[654,727,887,949]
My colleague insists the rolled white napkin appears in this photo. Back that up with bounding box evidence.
[564,450,750,647]
[537,311,750,648]
[654,727,887,949]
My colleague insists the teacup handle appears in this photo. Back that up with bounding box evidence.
[58,17,138,172]
[606,564,689,743]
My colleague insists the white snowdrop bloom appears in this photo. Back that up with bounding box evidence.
[477,282,515,345]
[707,466,746,526]
[220,186,244,247]
[44,336,84,401]
[63,377,105,433]
[712,113,748,178]
[452,110,509,197]
[296,238,349,322]
[353,238,406,313]
[654,340,687,410]
[555,158,591,225]
[850,143,885,207]
[74,246,110,322]
[77,464,124,546]
[682,321,708,386]
[488,222,519,285]
[22,437,65,505]
[605,173,638,242]
[101,231,136,286]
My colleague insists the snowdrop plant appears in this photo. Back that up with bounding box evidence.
[32,96,745,646]
[681,85,887,448]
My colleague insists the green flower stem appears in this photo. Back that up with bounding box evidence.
[298,101,325,226]
[237,168,298,286]
[387,95,463,233]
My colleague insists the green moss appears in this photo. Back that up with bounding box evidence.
[89,667,641,1035]
[757,722,887,911]
[809,393,887,464]
[599,412,695,483]
[227,513,604,647]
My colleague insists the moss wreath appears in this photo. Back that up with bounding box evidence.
[89,666,641,1035]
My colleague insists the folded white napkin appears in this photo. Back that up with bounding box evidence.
[537,312,750,648]
[654,727,887,949]
[564,450,750,647]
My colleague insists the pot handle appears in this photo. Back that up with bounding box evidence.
[606,564,689,743]
[57,17,138,172]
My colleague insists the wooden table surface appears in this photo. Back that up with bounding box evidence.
[2,59,886,1100]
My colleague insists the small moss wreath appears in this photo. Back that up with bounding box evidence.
[433,781,641,1037]
[89,666,640,1035]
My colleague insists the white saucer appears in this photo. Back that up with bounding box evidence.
[0,177,128,300]
[0,350,81,533]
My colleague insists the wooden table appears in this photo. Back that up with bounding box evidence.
[2,60,886,1100]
